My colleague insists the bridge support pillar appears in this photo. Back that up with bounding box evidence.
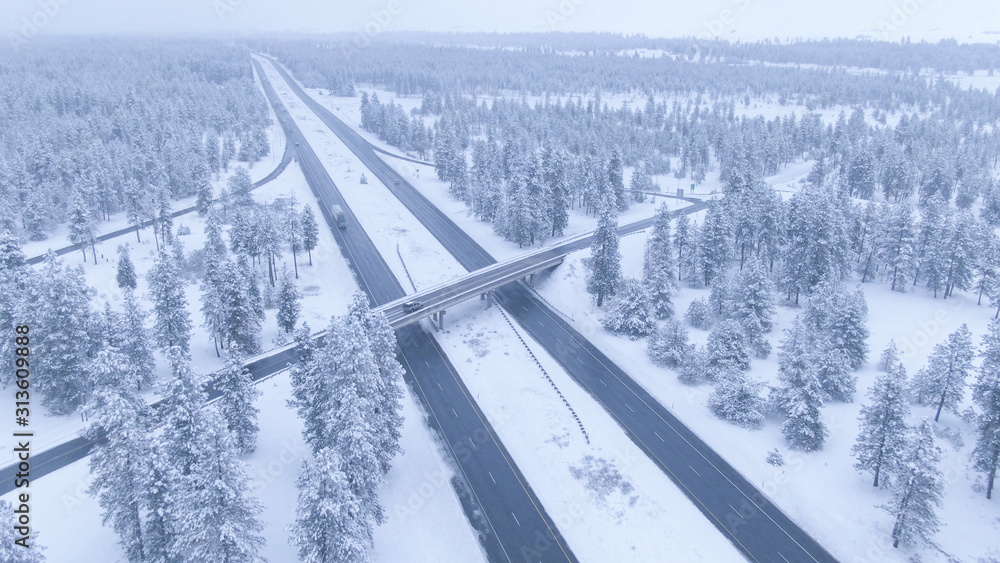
[439,310,446,330]
[485,291,493,309]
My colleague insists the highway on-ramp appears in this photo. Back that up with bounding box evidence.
[263,55,838,563]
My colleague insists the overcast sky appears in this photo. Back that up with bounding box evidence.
[2,0,998,43]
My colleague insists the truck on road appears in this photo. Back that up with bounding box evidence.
[331,204,347,229]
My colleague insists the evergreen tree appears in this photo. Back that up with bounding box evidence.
[586,193,622,307]
[301,206,319,266]
[148,249,192,355]
[853,363,911,487]
[161,347,209,476]
[674,213,692,282]
[120,289,157,389]
[87,385,151,562]
[601,278,656,338]
[288,447,370,563]
[69,190,97,264]
[708,368,767,430]
[347,294,405,476]
[228,167,254,207]
[885,420,944,548]
[277,265,302,334]
[813,344,857,402]
[630,162,655,202]
[217,350,261,455]
[31,253,94,414]
[697,201,731,286]
[706,319,751,374]
[911,324,975,421]
[647,318,690,369]
[774,320,827,451]
[877,340,901,372]
[195,180,213,216]
[0,500,46,561]
[973,318,1000,498]
[879,203,917,291]
[318,315,386,524]
[170,406,266,562]
[116,245,138,290]
[223,257,264,355]
[607,147,628,211]
[642,203,677,319]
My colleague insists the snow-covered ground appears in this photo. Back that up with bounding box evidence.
[260,57,746,560]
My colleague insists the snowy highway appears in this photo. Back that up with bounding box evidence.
[262,56,839,563]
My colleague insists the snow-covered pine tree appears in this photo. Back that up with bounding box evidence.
[223,256,264,355]
[707,368,766,430]
[915,196,953,297]
[87,385,152,562]
[877,341,900,372]
[911,323,975,421]
[607,147,628,211]
[973,318,1000,498]
[647,318,690,369]
[774,319,828,451]
[853,363,910,487]
[697,200,730,287]
[147,249,192,355]
[629,162,654,203]
[684,297,713,330]
[119,289,156,390]
[216,350,260,455]
[642,203,677,319]
[601,278,656,339]
[228,166,254,207]
[116,245,137,290]
[195,179,213,216]
[319,314,386,525]
[160,347,209,476]
[288,447,371,563]
[287,203,303,278]
[943,210,979,298]
[0,500,46,561]
[169,405,265,562]
[674,213,692,282]
[31,253,94,414]
[878,203,917,291]
[301,206,319,266]
[277,264,302,334]
[706,319,751,374]
[586,192,622,307]
[813,343,857,402]
[885,420,944,548]
[69,189,97,264]
[347,293,405,476]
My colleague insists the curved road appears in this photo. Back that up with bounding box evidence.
[264,55,838,563]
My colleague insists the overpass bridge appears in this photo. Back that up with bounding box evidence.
[380,249,565,329]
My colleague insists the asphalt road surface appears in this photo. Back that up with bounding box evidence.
[265,55,838,563]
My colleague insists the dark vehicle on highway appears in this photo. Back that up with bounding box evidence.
[402,301,422,313]
[331,204,347,229]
